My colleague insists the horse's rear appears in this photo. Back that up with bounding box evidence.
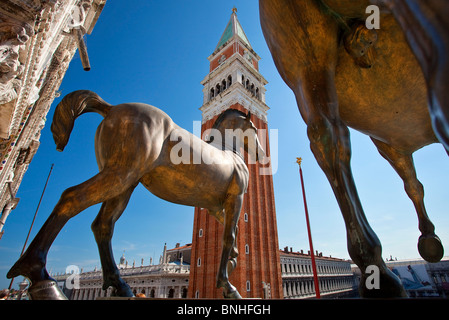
[94,102,175,173]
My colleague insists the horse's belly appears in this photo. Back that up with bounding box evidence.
[335,14,437,150]
[140,163,232,210]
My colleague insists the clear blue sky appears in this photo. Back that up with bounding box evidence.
[1,0,448,290]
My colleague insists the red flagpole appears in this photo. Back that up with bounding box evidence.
[297,157,321,298]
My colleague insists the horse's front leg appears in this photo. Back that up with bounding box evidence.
[217,194,243,299]
[91,186,136,297]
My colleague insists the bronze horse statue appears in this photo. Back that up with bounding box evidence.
[8,90,264,299]
[260,0,446,297]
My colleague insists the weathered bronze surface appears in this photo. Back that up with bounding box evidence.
[372,0,449,151]
[8,90,264,299]
[260,0,446,297]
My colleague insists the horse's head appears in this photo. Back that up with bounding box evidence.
[212,109,265,162]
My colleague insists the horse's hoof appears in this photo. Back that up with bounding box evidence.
[221,284,242,299]
[7,262,22,279]
[418,234,444,263]
[7,256,34,280]
[111,284,134,297]
[28,280,68,300]
[223,289,242,299]
[217,280,242,299]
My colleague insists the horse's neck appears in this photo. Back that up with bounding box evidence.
[208,126,244,159]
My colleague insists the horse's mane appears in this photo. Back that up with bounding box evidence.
[212,109,247,130]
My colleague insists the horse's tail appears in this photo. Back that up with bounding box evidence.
[51,90,111,151]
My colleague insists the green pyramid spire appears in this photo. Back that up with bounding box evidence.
[215,7,251,50]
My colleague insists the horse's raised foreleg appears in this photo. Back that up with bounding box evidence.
[91,185,137,297]
[7,169,139,299]
[371,138,444,262]
[217,194,243,299]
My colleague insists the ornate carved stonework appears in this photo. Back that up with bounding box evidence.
[0,0,106,237]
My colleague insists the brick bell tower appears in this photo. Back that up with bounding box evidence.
[188,8,283,299]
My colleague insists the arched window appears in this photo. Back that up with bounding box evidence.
[168,288,175,298]
[199,229,203,237]
[244,213,248,222]
[216,83,221,94]
[245,244,250,254]
[222,79,227,90]
[227,75,232,87]
[210,88,215,100]
[246,281,251,292]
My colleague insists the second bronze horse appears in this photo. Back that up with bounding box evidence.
[8,90,265,299]
[260,0,445,297]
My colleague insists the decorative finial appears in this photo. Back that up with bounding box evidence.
[232,7,237,14]
[296,157,302,166]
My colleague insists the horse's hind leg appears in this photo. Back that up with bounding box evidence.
[91,185,136,297]
[371,138,444,262]
[217,194,243,299]
[209,210,239,276]
[7,169,139,298]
